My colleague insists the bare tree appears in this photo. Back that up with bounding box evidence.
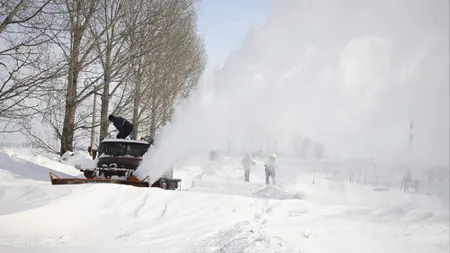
[21,0,111,155]
[125,0,176,139]
[41,0,130,155]
[14,0,206,154]
[95,0,171,141]
[0,0,63,131]
[126,0,206,139]
[22,79,96,155]
[90,0,132,143]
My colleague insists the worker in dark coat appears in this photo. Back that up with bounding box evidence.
[108,115,133,139]
[241,153,255,182]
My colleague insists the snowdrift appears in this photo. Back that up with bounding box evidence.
[0,149,449,253]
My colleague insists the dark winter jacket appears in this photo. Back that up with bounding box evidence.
[111,116,133,133]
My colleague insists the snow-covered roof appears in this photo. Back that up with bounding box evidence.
[101,138,150,144]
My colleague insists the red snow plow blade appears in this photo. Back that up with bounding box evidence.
[49,172,150,187]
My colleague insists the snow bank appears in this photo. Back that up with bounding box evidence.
[0,148,81,179]
[0,148,448,252]
[58,151,97,169]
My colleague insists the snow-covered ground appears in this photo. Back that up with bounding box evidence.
[0,148,448,253]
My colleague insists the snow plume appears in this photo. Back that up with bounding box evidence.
[136,0,449,180]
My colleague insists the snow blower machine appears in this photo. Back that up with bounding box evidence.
[49,138,182,189]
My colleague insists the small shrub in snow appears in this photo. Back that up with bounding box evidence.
[299,229,313,239]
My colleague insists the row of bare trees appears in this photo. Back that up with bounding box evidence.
[1,0,206,155]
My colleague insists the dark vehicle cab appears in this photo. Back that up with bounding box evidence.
[97,139,151,170]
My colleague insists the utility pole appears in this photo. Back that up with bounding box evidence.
[90,93,97,157]
[409,120,414,152]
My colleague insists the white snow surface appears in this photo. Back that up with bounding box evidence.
[1,1,449,252]
[0,148,448,253]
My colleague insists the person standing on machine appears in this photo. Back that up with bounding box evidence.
[108,115,133,139]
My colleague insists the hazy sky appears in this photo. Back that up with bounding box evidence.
[197,0,272,67]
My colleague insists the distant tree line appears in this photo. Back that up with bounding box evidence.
[291,135,325,160]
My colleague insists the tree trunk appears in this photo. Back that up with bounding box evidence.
[60,25,83,155]
[60,69,78,154]
[99,88,109,141]
[149,116,156,139]
[149,97,157,139]
[131,61,142,139]
[131,78,141,139]
[99,42,112,142]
